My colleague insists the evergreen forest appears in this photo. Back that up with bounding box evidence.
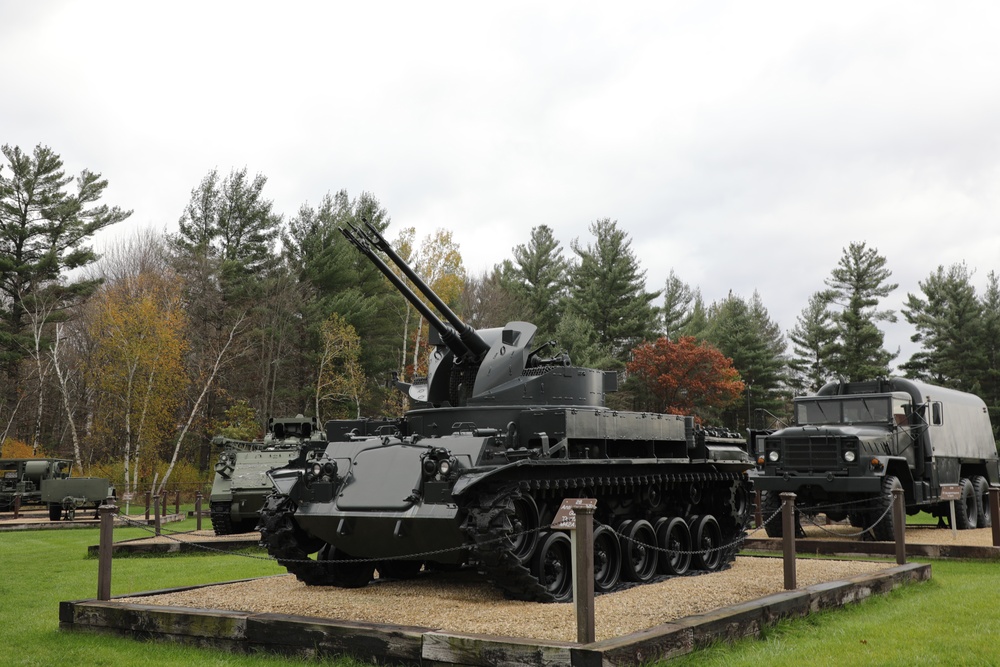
[3,144,999,491]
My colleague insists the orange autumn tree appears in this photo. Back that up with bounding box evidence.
[87,271,188,498]
[626,336,745,422]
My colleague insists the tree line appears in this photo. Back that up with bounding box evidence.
[2,144,997,490]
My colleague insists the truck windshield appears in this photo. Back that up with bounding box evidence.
[795,397,891,425]
[841,398,890,423]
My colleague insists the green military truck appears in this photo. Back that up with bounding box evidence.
[753,378,999,540]
[1,458,72,509]
[209,415,327,535]
[1,458,114,520]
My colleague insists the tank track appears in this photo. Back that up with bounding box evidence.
[209,501,236,535]
[210,501,260,536]
[463,471,749,603]
[257,494,332,584]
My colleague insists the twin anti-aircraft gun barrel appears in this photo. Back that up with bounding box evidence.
[340,221,489,364]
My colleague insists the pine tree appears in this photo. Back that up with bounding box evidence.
[703,291,787,427]
[0,144,131,406]
[508,225,568,341]
[661,270,694,340]
[979,272,1000,438]
[900,263,984,390]
[788,291,838,393]
[824,242,898,382]
[566,218,660,365]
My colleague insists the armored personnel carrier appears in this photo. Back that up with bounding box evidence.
[258,222,753,602]
[209,415,326,535]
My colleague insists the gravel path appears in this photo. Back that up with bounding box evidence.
[786,520,999,546]
[122,557,893,642]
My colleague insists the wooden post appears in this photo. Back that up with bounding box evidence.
[754,490,763,529]
[990,486,1000,548]
[174,489,180,516]
[13,493,20,519]
[780,492,796,590]
[195,491,203,531]
[892,487,906,565]
[153,493,161,536]
[97,502,116,600]
[572,505,596,645]
[144,491,151,523]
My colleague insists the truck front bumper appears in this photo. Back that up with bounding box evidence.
[753,470,883,496]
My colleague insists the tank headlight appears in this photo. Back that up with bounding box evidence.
[768,450,780,462]
[423,458,438,475]
[844,451,856,463]
[438,459,452,475]
[310,462,323,477]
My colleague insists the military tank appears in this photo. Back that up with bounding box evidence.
[258,222,753,602]
[209,415,326,535]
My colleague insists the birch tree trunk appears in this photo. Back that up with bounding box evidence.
[158,313,246,494]
[51,325,83,470]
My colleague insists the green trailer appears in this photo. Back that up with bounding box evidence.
[40,476,116,520]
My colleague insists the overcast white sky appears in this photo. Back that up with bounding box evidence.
[3,1,1000,368]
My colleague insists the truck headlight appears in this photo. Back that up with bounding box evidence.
[767,450,780,462]
[844,451,856,463]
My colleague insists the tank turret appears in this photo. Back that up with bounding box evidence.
[342,220,615,409]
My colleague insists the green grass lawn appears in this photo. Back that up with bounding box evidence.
[2,510,997,666]
[0,510,369,667]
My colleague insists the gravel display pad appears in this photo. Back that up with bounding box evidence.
[121,556,893,643]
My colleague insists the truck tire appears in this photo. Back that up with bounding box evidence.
[954,478,978,530]
[870,476,902,541]
[972,475,991,528]
[761,490,785,538]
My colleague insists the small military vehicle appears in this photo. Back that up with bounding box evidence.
[258,222,753,602]
[42,476,116,520]
[1,458,113,520]
[753,378,1000,539]
[209,415,327,535]
[1,458,72,509]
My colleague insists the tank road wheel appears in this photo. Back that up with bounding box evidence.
[507,494,540,562]
[618,519,658,582]
[972,475,991,528]
[955,478,978,530]
[655,517,692,576]
[320,544,375,588]
[48,503,62,521]
[377,559,423,580]
[870,475,903,541]
[531,531,573,602]
[691,515,723,571]
[592,525,622,593]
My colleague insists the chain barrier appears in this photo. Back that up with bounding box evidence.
[799,497,895,538]
[114,490,901,565]
[748,492,897,539]
[595,518,747,558]
[116,513,549,565]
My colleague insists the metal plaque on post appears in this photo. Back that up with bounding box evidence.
[551,498,598,530]
[939,484,961,501]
